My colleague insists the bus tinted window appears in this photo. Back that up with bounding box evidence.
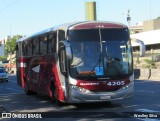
[68,28,129,41]
[24,42,28,56]
[27,40,32,56]
[40,36,47,55]
[53,31,57,53]
[32,38,39,55]
[48,34,53,54]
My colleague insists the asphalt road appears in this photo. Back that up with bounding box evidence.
[0,74,160,121]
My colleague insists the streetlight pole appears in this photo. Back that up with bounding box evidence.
[127,9,131,29]
[122,9,131,29]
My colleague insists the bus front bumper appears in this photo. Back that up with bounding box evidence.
[68,82,134,103]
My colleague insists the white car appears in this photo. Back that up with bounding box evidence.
[0,69,8,82]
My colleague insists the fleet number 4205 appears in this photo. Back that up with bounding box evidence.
[107,81,125,86]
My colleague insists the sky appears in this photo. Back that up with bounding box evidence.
[0,0,160,39]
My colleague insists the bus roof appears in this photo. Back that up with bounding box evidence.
[16,21,128,42]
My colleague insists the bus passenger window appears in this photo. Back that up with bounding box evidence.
[22,43,25,56]
[40,36,47,55]
[24,42,28,56]
[48,34,53,54]
[32,39,36,55]
[27,40,32,56]
[33,38,39,55]
[52,32,57,53]
[16,43,21,57]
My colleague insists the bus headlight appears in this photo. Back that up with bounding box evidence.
[121,81,134,90]
[71,85,91,94]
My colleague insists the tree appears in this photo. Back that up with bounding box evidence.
[157,16,160,19]
[5,35,23,55]
[0,56,7,61]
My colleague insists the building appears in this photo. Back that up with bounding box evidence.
[0,45,5,56]
[0,36,10,45]
[0,36,10,56]
[130,22,143,34]
[131,18,160,51]
[130,18,160,33]
[143,19,160,32]
[131,29,160,52]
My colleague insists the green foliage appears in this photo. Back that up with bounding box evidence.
[157,16,160,19]
[143,58,156,69]
[0,56,7,61]
[5,35,23,55]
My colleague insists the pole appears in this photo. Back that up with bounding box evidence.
[127,9,131,29]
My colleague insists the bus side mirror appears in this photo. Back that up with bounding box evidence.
[63,40,72,60]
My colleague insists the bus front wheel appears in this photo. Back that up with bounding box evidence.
[51,82,63,106]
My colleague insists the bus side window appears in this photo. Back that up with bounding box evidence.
[15,44,18,57]
[22,43,25,56]
[18,43,22,57]
[27,39,33,56]
[32,39,36,55]
[48,33,53,54]
[40,36,47,55]
[16,43,20,57]
[53,31,57,53]
[24,42,28,56]
[33,38,39,55]
[16,43,24,57]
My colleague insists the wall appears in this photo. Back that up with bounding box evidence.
[134,69,160,80]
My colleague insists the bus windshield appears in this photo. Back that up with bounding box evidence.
[68,28,133,80]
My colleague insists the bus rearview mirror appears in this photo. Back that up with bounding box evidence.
[63,40,72,60]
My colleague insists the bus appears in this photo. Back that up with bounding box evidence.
[16,21,134,105]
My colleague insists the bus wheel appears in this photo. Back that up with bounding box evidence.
[51,83,63,106]
[24,81,33,95]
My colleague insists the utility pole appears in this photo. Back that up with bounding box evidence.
[127,9,131,29]
[122,9,131,29]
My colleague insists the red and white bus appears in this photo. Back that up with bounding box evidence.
[16,21,134,105]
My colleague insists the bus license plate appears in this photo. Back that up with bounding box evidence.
[100,95,111,100]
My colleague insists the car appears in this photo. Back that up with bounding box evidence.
[0,66,6,70]
[0,69,8,82]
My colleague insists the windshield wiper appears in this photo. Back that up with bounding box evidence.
[97,29,104,75]
[90,29,104,76]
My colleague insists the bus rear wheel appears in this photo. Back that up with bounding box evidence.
[24,81,35,95]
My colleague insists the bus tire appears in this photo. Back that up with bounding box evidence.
[50,82,63,106]
[24,81,34,95]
